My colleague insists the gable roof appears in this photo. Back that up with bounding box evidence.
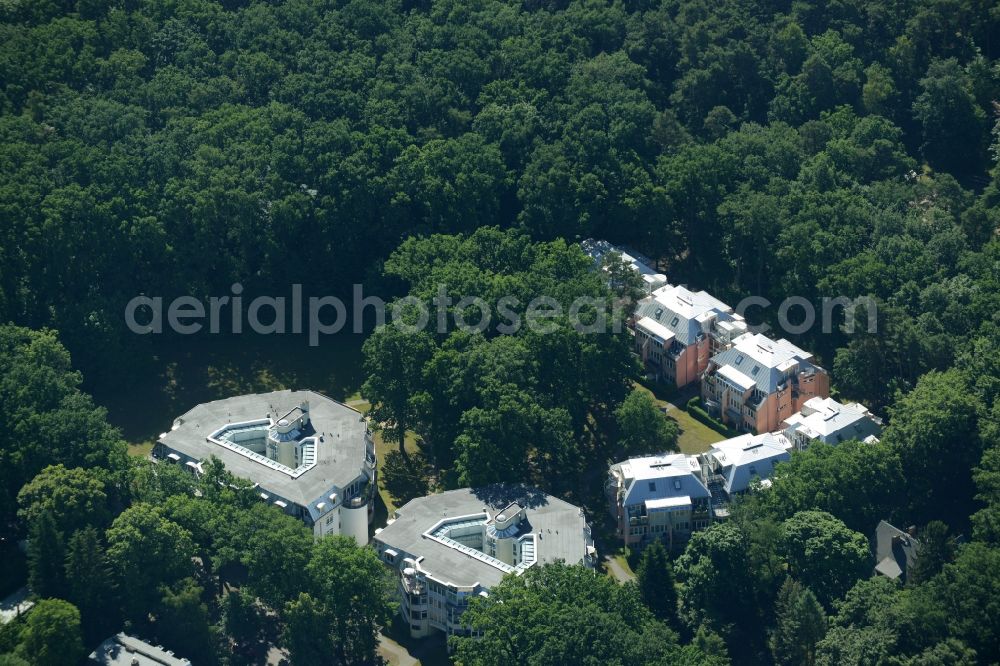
[874,520,920,582]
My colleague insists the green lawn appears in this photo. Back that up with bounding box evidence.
[670,407,729,454]
[632,382,726,454]
[127,440,154,458]
[610,552,635,576]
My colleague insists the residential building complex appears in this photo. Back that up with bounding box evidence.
[702,333,830,433]
[633,284,748,388]
[373,486,595,640]
[607,453,712,549]
[581,238,668,294]
[608,433,798,547]
[782,396,883,450]
[154,389,376,543]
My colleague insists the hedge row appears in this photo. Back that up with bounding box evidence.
[686,397,739,438]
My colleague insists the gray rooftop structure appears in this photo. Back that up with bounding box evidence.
[89,633,191,666]
[581,238,667,293]
[634,284,735,346]
[375,486,592,589]
[709,333,822,393]
[783,396,883,447]
[874,520,921,583]
[156,389,370,515]
[703,432,793,496]
[610,453,711,507]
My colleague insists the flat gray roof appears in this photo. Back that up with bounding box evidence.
[157,390,370,508]
[89,633,190,666]
[375,486,591,589]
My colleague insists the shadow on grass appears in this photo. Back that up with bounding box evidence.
[371,487,390,537]
[89,331,366,444]
[382,615,452,666]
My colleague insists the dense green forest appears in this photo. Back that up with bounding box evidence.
[1,0,998,395]
[1,0,1000,664]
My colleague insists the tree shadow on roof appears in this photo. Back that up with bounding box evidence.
[471,483,549,509]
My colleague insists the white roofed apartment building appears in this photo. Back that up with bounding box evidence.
[702,333,830,434]
[581,238,668,294]
[700,432,792,501]
[373,486,595,641]
[633,284,749,388]
[782,396,883,450]
[607,453,712,550]
[154,390,376,543]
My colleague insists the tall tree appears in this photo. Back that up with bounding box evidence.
[675,522,764,659]
[305,535,393,665]
[64,526,116,641]
[771,578,827,666]
[884,369,983,524]
[239,503,314,610]
[157,578,218,665]
[756,440,905,534]
[907,521,955,585]
[17,464,110,535]
[26,512,65,600]
[361,325,435,454]
[453,563,725,666]
[913,59,989,178]
[222,590,264,651]
[15,599,84,666]
[282,593,334,666]
[0,326,127,532]
[780,511,870,608]
[105,504,195,623]
[635,540,679,627]
[129,459,197,505]
[615,389,678,456]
